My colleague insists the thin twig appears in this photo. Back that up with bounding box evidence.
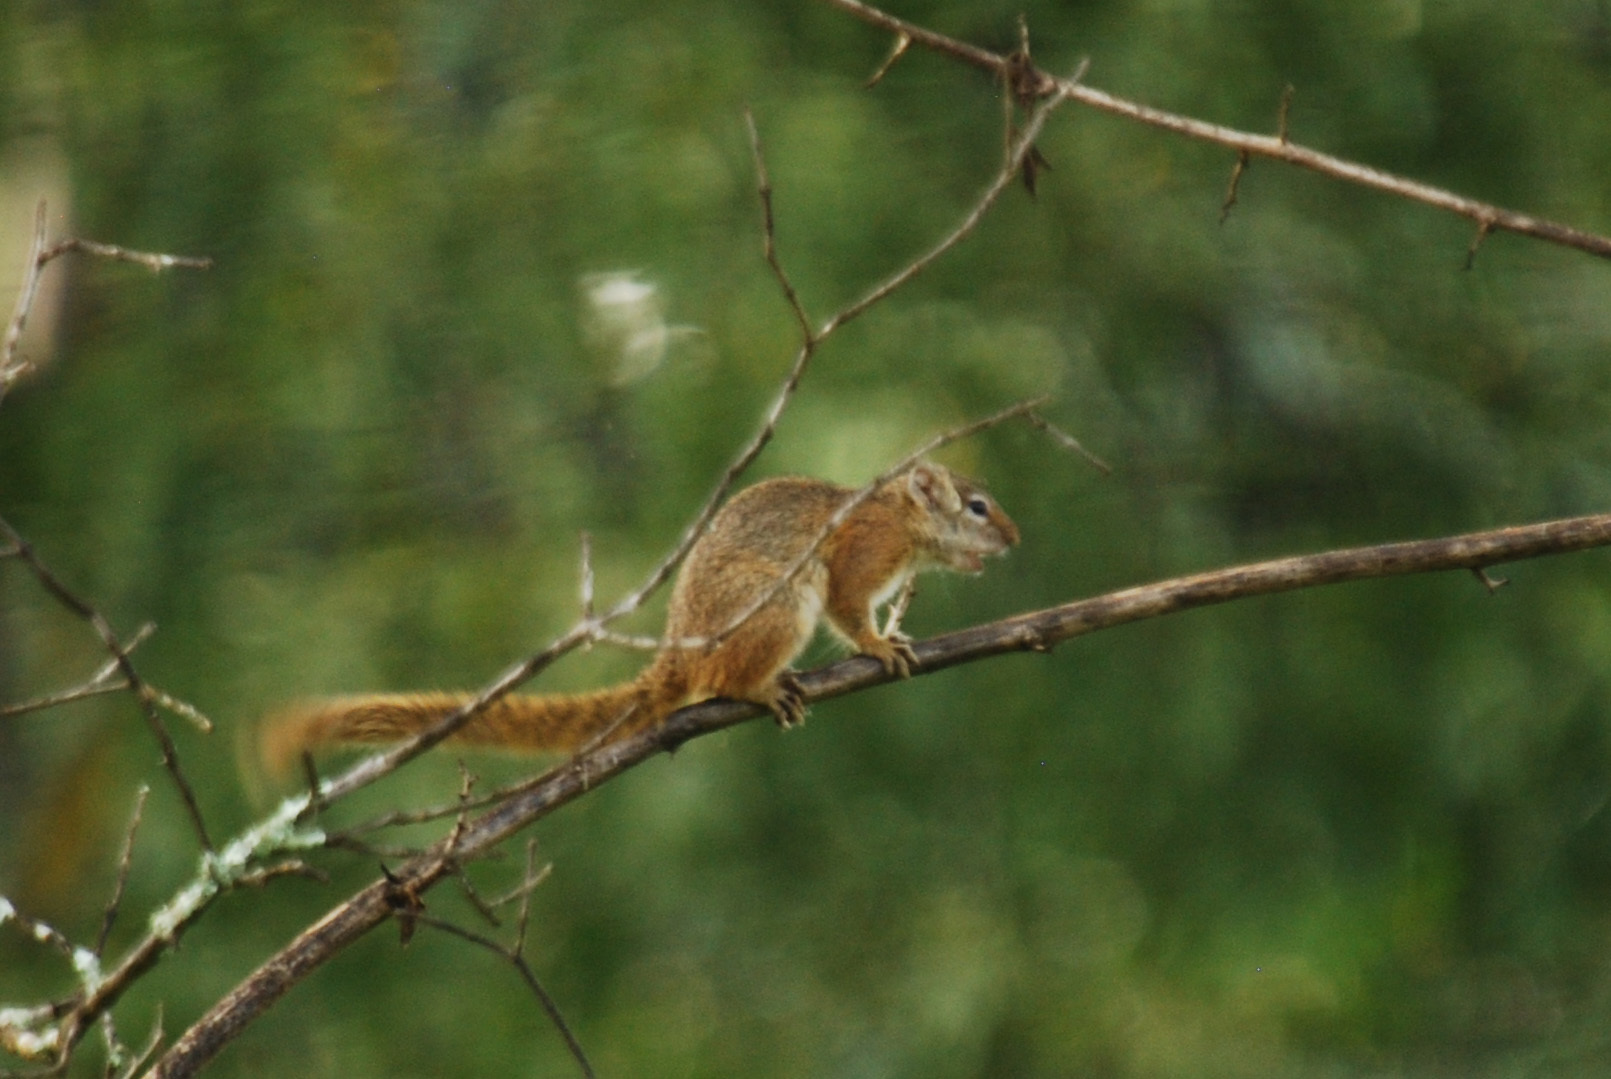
[36,237,211,275]
[744,109,813,343]
[329,783,512,839]
[0,618,156,722]
[95,786,149,956]
[0,679,127,719]
[1025,410,1111,474]
[0,900,77,961]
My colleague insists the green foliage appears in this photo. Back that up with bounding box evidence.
[6,0,1611,1075]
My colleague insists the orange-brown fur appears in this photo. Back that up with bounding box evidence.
[259,461,1018,775]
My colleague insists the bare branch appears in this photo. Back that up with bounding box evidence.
[820,79,1076,336]
[0,517,212,851]
[1,201,210,409]
[824,0,1611,262]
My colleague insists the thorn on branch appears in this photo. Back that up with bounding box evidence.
[578,531,595,625]
[1471,566,1509,593]
[866,31,911,88]
[999,18,1069,196]
[1221,149,1251,224]
[1466,216,1495,271]
[1016,142,1048,197]
[381,864,427,947]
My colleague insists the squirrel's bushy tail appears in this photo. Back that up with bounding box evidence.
[259,678,662,778]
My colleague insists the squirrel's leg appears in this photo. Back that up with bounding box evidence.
[693,595,815,729]
[823,578,918,679]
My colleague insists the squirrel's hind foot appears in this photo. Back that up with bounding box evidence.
[764,672,808,730]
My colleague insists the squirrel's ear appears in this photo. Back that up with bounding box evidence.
[906,461,961,514]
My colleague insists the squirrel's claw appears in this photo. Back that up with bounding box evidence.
[865,632,918,678]
[767,672,808,730]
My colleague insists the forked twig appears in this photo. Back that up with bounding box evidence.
[0,517,213,851]
[411,843,585,1078]
[1,200,211,408]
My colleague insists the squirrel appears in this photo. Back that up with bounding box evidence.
[259,460,1019,774]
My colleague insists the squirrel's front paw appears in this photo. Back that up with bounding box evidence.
[864,632,918,679]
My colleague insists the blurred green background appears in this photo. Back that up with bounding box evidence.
[5,0,1611,1075]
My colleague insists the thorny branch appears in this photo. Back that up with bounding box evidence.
[822,0,1611,263]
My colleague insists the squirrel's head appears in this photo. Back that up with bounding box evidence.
[903,460,1020,573]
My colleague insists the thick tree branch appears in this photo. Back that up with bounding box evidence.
[149,508,1611,1077]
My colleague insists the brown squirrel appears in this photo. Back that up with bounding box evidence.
[259,460,1018,774]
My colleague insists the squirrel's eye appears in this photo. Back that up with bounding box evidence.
[966,496,990,518]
